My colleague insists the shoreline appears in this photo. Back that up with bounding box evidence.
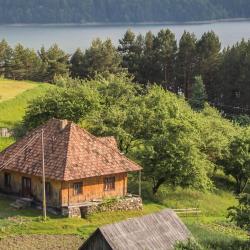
[1,18,250,27]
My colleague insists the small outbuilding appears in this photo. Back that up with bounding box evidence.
[79,209,191,250]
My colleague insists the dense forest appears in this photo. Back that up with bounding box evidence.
[0,0,250,24]
[1,29,250,118]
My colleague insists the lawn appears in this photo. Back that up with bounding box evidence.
[0,79,53,128]
[0,137,15,152]
[0,79,36,103]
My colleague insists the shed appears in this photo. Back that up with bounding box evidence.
[79,209,191,250]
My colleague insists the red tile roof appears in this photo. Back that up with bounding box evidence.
[0,119,142,181]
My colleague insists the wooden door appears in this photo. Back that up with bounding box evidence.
[22,177,32,197]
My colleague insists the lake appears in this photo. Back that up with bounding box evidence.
[1,21,250,53]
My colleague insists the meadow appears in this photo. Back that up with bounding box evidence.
[0,79,53,128]
[0,185,248,249]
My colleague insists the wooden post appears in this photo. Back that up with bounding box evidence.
[41,129,47,220]
[139,171,141,197]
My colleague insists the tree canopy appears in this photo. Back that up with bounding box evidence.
[22,73,242,194]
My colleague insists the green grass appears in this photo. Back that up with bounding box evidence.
[0,79,36,103]
[0,186,248,247]
[0,137,15,152]
[0,80,53,128]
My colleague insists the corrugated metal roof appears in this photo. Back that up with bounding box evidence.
[83,209,191,250]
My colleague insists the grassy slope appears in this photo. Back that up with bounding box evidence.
[0,81,52,128]
[0,79,52,152]
[0,137,15,152]
[0,79,36,103]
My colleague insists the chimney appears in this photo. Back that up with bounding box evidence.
[59,119,68,131]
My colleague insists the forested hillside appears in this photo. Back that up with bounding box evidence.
[1,0,250,24]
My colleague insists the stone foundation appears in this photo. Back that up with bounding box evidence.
[62,196,143,218]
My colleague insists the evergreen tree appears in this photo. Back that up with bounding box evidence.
[189,76,207,111]
[176,31,197,98]
[9,44,41,80]
[153,29,177,91]
[0,39,13,77]
[218,41,250,115]
[196,31,221,102]
[140,31,155,84]
[38,44,70,82]
[82,38,123,78]
[70,48,84,78]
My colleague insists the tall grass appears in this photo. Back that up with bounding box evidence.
[0,137,15,151]
[0,79,36,102]
[0,83,53,128]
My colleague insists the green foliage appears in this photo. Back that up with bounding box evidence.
[189,76,207,111]
[23,74,239,194]
[188,223,250,250]
[175,239,204,250]
[176,31,197,98]
[1,30,250,117]
[38,45,70,83]
[1,1,250,24]
[81,38,123,78]
[228,193,250,232]
[23,85,101,130]
[8,44,42,81]
[221,127,250,193]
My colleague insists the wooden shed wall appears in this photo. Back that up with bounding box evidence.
[61,173,127,206]
[0,170,62,207]
[79,230,112,250]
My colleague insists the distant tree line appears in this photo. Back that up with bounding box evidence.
[1,29,250,116]
[1,0,250,24]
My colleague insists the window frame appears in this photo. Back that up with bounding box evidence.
[45,182,52,198]
[73,182,83,196]
[104,176,116,191]
[4,172,11,188]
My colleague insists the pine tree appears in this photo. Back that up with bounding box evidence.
[196,31,221,102]
[176,31,197,98]
[70,48,84,78]
[0,39,13,77]
[153,29,177,91]
[82,38,123,78]
[189,76,207,111]
[38,44,70,82]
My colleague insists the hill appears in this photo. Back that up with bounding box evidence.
[0,79,52,128]
[0,79,53,151]
[0,0,250,24]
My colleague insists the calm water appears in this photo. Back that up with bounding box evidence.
[1,21,250,53]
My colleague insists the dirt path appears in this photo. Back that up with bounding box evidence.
[0,235,83,250]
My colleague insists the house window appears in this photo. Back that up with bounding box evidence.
[104,177,115,191]
[73,182,83,195]
[45,182,52,198]
[4,173,11,188]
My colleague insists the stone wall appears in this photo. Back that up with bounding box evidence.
[62,196,143,218]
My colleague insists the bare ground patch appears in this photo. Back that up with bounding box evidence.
[0,235,83,250]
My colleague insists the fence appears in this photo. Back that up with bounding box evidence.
[0,128,12,137]
[173,208,201,217]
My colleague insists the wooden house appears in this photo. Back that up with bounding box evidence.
[0,119,142,211]
[79,209,191,250]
